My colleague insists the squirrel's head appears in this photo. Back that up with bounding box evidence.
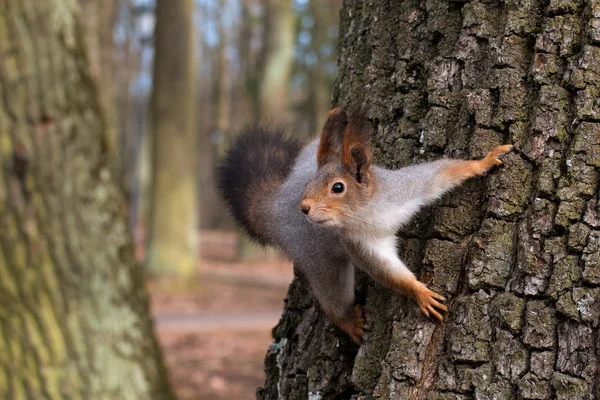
[300,107,376,229]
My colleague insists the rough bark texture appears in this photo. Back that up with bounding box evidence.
[0,1,175,398]
[79,0,118,160]
[258,0,600,399]
[147,0,198,278]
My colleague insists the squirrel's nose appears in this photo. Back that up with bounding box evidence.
[300,200,311,215]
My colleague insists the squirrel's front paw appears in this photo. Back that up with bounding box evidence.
[480,144,514,174]
[413,282,447,321]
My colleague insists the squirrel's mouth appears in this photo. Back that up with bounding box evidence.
[308,217,333,226]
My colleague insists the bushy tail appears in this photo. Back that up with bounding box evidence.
[217,126,302,246]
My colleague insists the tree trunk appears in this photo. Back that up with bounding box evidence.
[0,1,175,398]
[146,0,198,278]
[200,0,236,232]
[257,0,296,122]
[258,0,600,399]
[79,0,118,160]
[305,0,341,139]
[80,0,142,202]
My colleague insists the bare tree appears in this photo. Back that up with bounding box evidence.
[303,0,342,137]
[257,0,296,122]
[146,0,198,278]
[0,1,174,397]
[258,0,600,399]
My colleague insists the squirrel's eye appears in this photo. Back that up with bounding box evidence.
[332,182,345,193]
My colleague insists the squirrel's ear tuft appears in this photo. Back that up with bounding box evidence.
[342,107,373,183]
[317,107,348,167]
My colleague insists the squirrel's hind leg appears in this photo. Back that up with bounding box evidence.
[304,260,364,344]
[323,304,365,345]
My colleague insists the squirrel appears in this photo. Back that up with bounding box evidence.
[217,107,513,344]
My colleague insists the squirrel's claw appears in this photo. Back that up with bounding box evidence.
[331,304,365,345]
[422,300,447,321]
[426,305,443,321]
[350,305,365,344]
[495,144,514,155]
[429,291,446,302]
[488,144,514,163]
[413,281,448,322]
[478,144,514,175]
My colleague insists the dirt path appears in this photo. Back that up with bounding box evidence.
[200,268,292,288]
[150,258,292,400]
[154,311,282,332]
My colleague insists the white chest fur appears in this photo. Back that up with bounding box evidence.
[349,234,414,278]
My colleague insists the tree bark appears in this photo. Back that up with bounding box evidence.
[258,0,600,399]
[0,1,175,398]
[80,0,142,201]
[79,0,118,159]
[147,0,198,278]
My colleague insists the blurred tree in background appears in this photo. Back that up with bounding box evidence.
[0,0,174,397]
[146,0,198,278]
[256,0,296,121]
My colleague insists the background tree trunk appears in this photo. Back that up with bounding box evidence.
[146,0,198,278]
[304,0,340,138]
[257,0,296,122]
[0,1,175,398]
[258,0,600,399]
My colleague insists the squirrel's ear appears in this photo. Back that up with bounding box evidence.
[317,107,348,167]
[342,108,373,183]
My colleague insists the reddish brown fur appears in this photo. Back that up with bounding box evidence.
[441,144,514,183]
[303,109,377,227]
[300,165,377,228]
[324,305,365,344]
[246,180,279,241]
[316,108,348,167]
[341,126,371,170]
[381,270,447,321]
[327,107,341,118]
[310,182,348,220]
[341,112,373,182]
